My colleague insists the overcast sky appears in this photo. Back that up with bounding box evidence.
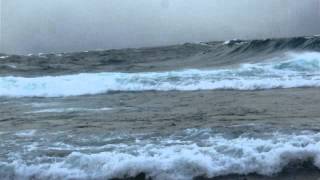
[1,0,320,54]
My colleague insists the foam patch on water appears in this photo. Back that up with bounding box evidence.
[0,56,9,59]
[2,131,320,180]
[15,130,37,138]
[27,107,112,113]
[0,52,319,97]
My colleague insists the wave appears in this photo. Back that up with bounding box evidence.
[221,36,320,53]
[2,130,320,180]
[0,52,319,97]
[1,36,320,76]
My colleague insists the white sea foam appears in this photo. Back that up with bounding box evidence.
[15,130,37,138]
[27,107,112,113]
[223,40,231,45]
[0,52,319,97]
[2,131,320,180]
[0,56,9,59]
[223,39,246,45]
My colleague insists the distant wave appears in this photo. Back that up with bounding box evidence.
[221,35,320,53]
[1,129,320,180]
[0,36,320,76]
[0,52,319,97]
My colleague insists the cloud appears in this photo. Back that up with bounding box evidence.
[1,0,320,54]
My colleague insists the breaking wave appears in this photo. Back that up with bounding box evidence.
[1,130,320,180]
[0,52,319,97]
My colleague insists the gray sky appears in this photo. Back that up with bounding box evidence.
[1,0,320,54]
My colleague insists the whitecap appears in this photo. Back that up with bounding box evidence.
[0,52,319,97]
[0,56,9,59]
[3,131,320,180]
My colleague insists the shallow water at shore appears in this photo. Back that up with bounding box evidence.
[0,88,320,179]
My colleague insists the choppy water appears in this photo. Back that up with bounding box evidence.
[0,36,320,180]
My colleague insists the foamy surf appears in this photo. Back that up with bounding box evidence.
[2,130,320,180]
[0,52,319,97]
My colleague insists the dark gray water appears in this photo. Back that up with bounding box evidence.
[0,36,320,180]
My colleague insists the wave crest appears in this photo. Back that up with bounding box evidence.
[0,52,319,97]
